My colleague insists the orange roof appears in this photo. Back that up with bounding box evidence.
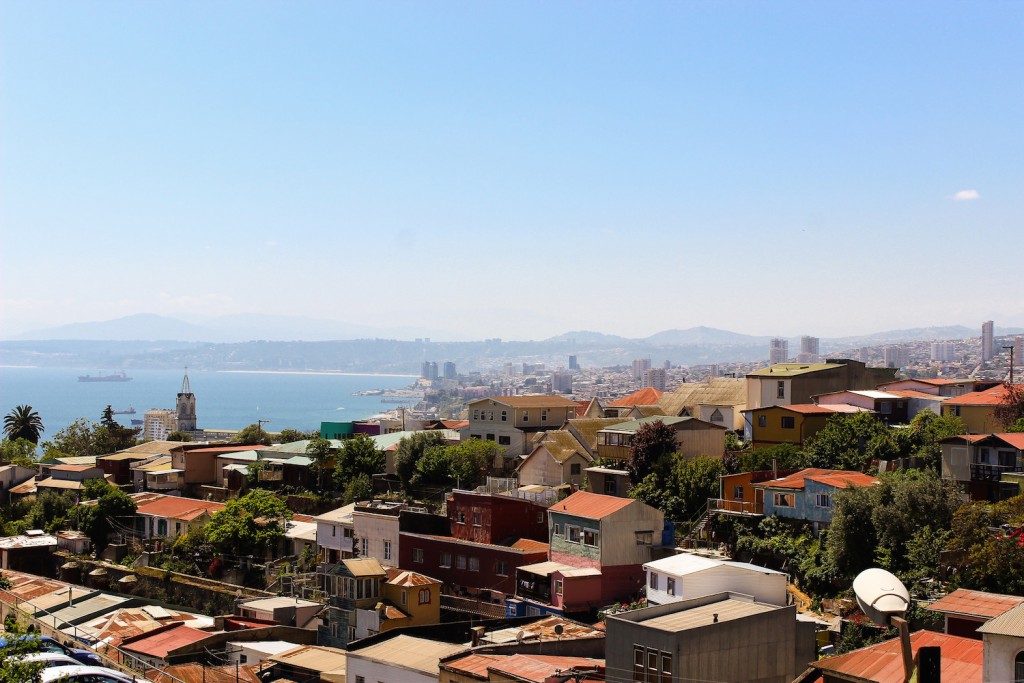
[120,622,212,659]
[944,384,1018,406]
[914,378,972,385]
[146,663,263,683]
[608,388,664,407]
[510,538,550,553]
[488,654,605,683]
[814,630,980,683]
[443,653,502,679]
[385,568,440,587]
[135,495,225,521]
[778,404,840,415]
[552,490,635,519]
[996,433,1024,450]
[439,419,469,429]
[756,468,879,491]
[928,588,1024,619]
[475,395,579,408]
[887,389,946,399]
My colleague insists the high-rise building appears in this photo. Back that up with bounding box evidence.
[175,369,197,432]
[143,409,177,441]
[442,361,457,380]
[551,371,573,394]
[1015,337,1023,365]
[642,368,667,391]
[769,338,789,365]
[420,361,439,381]
[982,321,995,361]
[883,345,909,369]
[930,342,956,362]
[504,363,515,377]
[797,336,820,363]
[632,358,652,380]
[568,355,578,370]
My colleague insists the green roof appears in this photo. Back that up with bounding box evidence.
[264,439,344,455]
[600,416,695,433]
[369,429,460,450]
[747,363,838,378]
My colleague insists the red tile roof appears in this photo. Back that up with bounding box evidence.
[944,384,1018,406]
[756,468,880,491]
[135,496,225,521]
[120,623,212,659]
[608,388,664,407]
[385,568,440,587]
[927,588,1024,619]
[553,490,635,519]
[813,630,981,683]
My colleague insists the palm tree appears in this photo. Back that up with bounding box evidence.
[3,405,44,444]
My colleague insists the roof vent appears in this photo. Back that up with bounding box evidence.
[713,613,718,623]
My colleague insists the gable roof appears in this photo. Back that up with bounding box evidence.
[134,495,225,521]
[927,588,1024,620]
[120,622,212,659]
[658,378,747,417]
[811,630,981,683]
[599,415,716,433]
[944,384,1018,406]
[566,418,632,453]
[552,490,635,519]
[644,552,785,577]
[755,468,879,491]
[538,430,591,464]
[976,602,1024,636]
[608,388,664,407]
[471,395,579,409]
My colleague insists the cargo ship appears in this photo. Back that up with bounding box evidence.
[77,371,133,382]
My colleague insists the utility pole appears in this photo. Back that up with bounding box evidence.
[1005,345,1016,384]
[257,418,271,442]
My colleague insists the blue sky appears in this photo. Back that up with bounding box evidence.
[1,2,1021,341]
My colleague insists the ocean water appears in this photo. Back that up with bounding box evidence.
[0,366,417,438]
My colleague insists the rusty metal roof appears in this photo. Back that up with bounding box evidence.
[551,490,635,519]
[813,630,981,683]
[928,588,1024,619]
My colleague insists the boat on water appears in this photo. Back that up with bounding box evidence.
[112,406,136,414]
[78,371,133,382]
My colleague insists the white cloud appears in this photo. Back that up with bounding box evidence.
[951,189,980,201]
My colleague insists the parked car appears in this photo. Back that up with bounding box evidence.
[0,635,103,667]
[41,665,138,682]
[18,652,82,669]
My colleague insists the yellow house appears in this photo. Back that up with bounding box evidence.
[942,384,1019,434]
[744,404,872,449]
[380,568,442,632]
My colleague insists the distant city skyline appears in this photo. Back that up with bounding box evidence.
[1,2,1021,340]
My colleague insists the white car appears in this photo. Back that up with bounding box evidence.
[19,652,83,669]
[40,665,139,682]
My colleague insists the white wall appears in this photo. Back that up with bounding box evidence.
[646,565,787,607]
[982,632,1024,683]
[353,513,401,567]
[347,657,438,683]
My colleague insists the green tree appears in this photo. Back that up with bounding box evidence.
[0,438,38,468]
[334,433,385,488]
[414,445,454,488]
[25,491,77,534]
[206,489,292,558]
[738,442,807,473]
[626,420,678,484]
[448,439,501,489]
[81,478,113,501]
[305,437,334,490]
[41,418,96,457]
[3,405,44,445]
[236,423,272,446]
[92,423,141,455]
[341,473,373,505]
[166,430,193,442]
[0,621,45,683]
[76,486,137,552]
[803,412,889,471]
[394,432,447,490]
[278,429,315,443]
[1008,417,1024,434]
[946,494,1024,594]
[100,405,118,429]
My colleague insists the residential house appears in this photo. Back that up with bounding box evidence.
[942,384,1022,434]
[927,588,1024,639]
[353,500,406,566]
[643,552,787,606]
[267,645,347,683]
[35,465,107,495]
[595,416,727,463]
[369,429,461,476]
[940,433,1024,502]
[977,602,1024,683]
[0,532,57,573]
[96,441,179,486]
[119,622,215,669]
[319,557,388,648]
[346,634,467,683]
[708,469,800,517]
[743,403,871,449]
[131,492,225,541]
[380,568,442,631]
[169,444,270,493]
[225,641,299,667]
[509,491,666,617]
[814,390,910,424]
[440,653,605,683]
[0,465,36,504]
[604,592,816,683]
[803,630,982,683]
[466,396,580,457]
[446,489,549,546]
[658,378,748,431]
[878,378,999,398]
[130,455,183,493]
[517,430,592,489]
[746,359,897,410]
[753,469,880,530]
[315,503,356,564]
[605,388,665,417]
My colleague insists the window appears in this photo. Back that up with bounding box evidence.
[604,478,616,495]
[553,523,562,536]
[777,381,785,399]
[498,435,511,445]
[583,529,599,547]
[457,512,466,524]
[456,555,467,569]
[472,512,482,526]
[710,408,724,423]
[486,433,495,441]
[440,552,452,568]
[880,402,892,414]
[1014,651,1024,683]
[487,410,493,420]
[496,561,508,576]
[536,511,544,523]
[473,410,479,420]
[758,414,767,428]
[661,653,673,683]
[636,531,653,545]
[332,526,336,537]
[667,577,676,596]
[523,411,529,422]
[554,579,563,595]
[649,573,659,590]
[401,590,407,605]
[412,548,424,564]
[468,557,480,571]
[633,647,645,682]
[781,416,795,429]
[361,538,368,556]
[566,526,581,543]
[175,522,181,535]
[541,409,548,422]
[570,463,581,475]
[733,485,744,500]
[815,494,832,508]
[501,410,507,421]
[383,540,392,561]
[774,493,795,508]
[419,588,431,604]
[356,677,366,683]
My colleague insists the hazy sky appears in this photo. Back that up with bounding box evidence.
[2,2,1021,341]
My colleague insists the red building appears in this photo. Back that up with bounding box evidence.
[446,489,549,544]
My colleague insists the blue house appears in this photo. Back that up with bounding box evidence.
[754,468,880,530]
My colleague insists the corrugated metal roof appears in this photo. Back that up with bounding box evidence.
[748,363,837,378]
[928,588,1024,619]
[635,597,780,632]
[658,378,747,417]
[977,602,1024,636]
[599,415,696,433]
[120,623,212,658]
[813,630,982,683]
[518,561,577,576]
[348,634,465,675]
[755,468,879,491]
[441,653,501,680]
[607,388,664,407]
[470,395,579,408]
[269,644,347,673]
[488,654,605,682]
[551,490,636,519]
[945,384,1019,406]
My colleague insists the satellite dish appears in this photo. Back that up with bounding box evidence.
[853,567,910,627]
[515,630,526,643]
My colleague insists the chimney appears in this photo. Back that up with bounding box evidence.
[470,625,486,647]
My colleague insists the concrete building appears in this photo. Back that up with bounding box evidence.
[745,359,897,410]
[422,361,439,381]
[466,396,579,457]
[982,320,995,361]
[443,361,457,380]
[142,409,178,441]
[1015,336,1023,367]
[568,354,579,370]
[347,634,466,683]
[644,553,787,607]
[769,338,788,365]
[931,341,957,362]
[632,358,651,380]
[551,371,573,394]
[882,344,909,369]
[643,368,667,391]
[604,592,815,683]
[798,336,820,363]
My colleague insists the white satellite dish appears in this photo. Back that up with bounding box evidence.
[853,567,910,627]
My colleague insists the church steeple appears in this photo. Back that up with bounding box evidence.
[181,367,192,395]
[176,367,197,432]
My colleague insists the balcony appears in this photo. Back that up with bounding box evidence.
[971,463,1022,482]
[708,498,763,516]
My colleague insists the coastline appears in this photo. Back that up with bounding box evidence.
[217,370,419,379]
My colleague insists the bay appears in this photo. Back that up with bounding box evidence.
[0,366,417,437]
